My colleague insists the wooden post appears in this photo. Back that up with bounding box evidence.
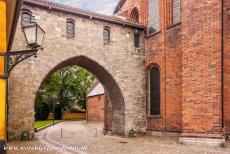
[61,128,62,140]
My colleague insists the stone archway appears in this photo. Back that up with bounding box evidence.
[37,56,125,135]
[8,55,127,140]
[7,1,147,141]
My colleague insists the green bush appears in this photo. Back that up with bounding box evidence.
[54,105,62,120]
[35,103,50,121]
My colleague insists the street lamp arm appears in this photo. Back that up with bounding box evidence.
[0,21,45,79]
[0,49,38,79]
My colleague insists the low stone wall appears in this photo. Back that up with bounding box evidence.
[64,113,86,120]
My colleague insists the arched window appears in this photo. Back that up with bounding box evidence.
[21,9,32,27]
[103,27,110,44]
[130,8,139,23]
[66,19,75,39]
[150,66,160,115]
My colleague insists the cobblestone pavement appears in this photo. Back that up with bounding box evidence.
[7,121,230,154]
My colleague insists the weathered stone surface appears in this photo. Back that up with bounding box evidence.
[8,2,146,140]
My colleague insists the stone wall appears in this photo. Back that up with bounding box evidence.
[8,2,146,140]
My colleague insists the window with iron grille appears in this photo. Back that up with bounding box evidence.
[130,8,139,23]
[103,28,110,44]
[66,19,75,39]
[21,10,32,27]
[150,67,160,115]
[148,0,160,34]
[173,0,181,24]
[134,32,140,48]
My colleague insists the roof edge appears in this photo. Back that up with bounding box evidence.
[8,0,23,51]
[86,81,100,96]
[23,0,145,30]
[113,0,126,14]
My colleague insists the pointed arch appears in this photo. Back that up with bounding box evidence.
[37,56,126,135]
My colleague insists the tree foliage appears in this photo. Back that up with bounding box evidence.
[35,66,95,118]
[35,102,50,121]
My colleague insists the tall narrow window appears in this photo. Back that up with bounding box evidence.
[150,67,160,115]
[103,28,110,44]
[66,19,75,39]
[173,0,180,24]
[134,32,140,48]
[21,9,32,27]
[130,8,139,23]
[148,0,160,34]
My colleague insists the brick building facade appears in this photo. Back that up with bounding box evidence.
[86,82,113,133]
[114,0,230,143]
[87,82,105,122]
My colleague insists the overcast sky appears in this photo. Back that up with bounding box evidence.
[50,0,119,15]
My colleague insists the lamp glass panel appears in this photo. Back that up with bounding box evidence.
[36,26,45,46]
[24,25,36,45]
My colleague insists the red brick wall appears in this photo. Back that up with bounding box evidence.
[119,0,182,132]
[146,33,166,131]
[115,0,148,26]
[145,0,182,133]
[181,0,222,137]
[119,0,224,137]
[87,95,105,122]
[86,92,112,133]
[224,0,230,135]
[164,25,182,132]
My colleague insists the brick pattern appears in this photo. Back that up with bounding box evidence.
[119,0,224,137]
[115,0,148,26]
[181,0,222,135]
[224,0,230,135]
[121,0,182,132]
[87,95,105,122]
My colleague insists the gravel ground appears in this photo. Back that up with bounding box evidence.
[6,121,230,154]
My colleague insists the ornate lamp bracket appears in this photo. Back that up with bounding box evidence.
[0,49,38,79]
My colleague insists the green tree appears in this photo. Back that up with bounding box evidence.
[35,66,95,118]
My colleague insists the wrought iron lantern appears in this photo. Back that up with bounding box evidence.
[0,20,45,79]
[22,22,45,49]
